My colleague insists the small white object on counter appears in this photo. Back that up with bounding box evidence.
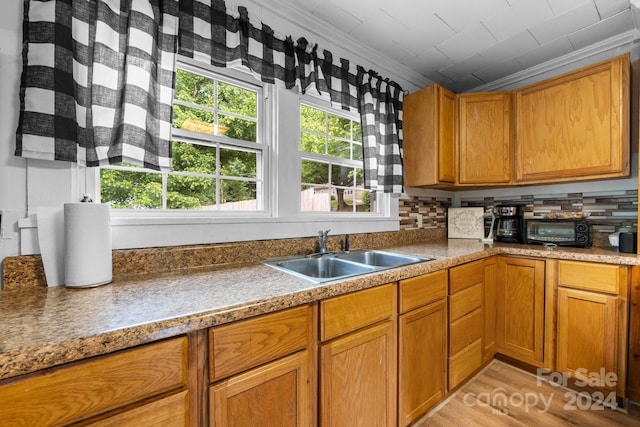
[64,202,112,288]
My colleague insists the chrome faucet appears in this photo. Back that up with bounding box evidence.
[318,229,330,253]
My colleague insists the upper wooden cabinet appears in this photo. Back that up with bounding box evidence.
[514,54,630,184]
[458,92,513,185]
[404,84,457,187]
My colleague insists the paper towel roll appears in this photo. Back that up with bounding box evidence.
[64,203,112,288]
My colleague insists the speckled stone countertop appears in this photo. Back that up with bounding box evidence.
[1,239,639,382]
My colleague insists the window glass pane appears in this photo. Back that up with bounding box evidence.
[174,70,214,107]
[352,142,363,161]
[327,138,350,159]
[328,114,350,139]
[220,180,257,210]
[173,105,215,134]
[301,185,331,212]
[300,105,325,132]
[330,164,353,186]
[300,132,325,154]
[352,121,362,141]
[172,141,216,173]
[219,114,257,142]
[220,148,257,178]
[355,190,372,213]
[218,82,257,117]
[354,168,364,186]
[167,175,216,209]
[100,169,162,209]
[302,160,329,184]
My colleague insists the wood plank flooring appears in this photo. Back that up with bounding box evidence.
[415,361,640,426]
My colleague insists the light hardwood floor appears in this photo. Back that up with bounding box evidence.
[415,361,640,426]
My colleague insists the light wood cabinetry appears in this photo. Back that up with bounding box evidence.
[448,260,484,390]
[629,266,640,402]
[554,260,629,397]
[403,84,457,187]
[458,92,513,185]
[319,284,397,427]
[398,271,447,426]
[483,257,498,363]
[515,54,630,184]
[208,305,314,427]
[403,55,630,188]
[496,257,546,367]
[0,337,190,426]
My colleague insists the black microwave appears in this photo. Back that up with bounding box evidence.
[524,219,591,248]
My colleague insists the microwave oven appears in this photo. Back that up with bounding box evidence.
[524,219,591,248]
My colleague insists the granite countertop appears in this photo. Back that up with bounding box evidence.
[1,239,638,382]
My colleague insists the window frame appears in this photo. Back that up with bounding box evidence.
[83,58,399,249]
[297,97,379,215]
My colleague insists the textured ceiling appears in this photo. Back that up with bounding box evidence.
[277,0,637,92]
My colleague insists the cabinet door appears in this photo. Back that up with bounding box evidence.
[210,350,312,427]
[458,92,512,185]
[557,288,617,390]
[496,257,545,366]
[515,54,630,184]
[403,84,456,186]
[320,321,396,427]
[398,300,446,426]
[437,86,457,183]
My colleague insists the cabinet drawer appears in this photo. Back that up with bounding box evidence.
[0,337,188,427]
[449,283,482,322]
[210,305,311,382]
[87,390,189,426]
[449,308,482,355]
[321,283,396,341]
[448,338,482,390]
[399,270,447,313]
[557,261,627,295]
[449,261,484,294]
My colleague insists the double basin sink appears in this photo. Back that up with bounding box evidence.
[262,249,431,283]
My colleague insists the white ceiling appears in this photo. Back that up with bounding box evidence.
[276,0,638,92]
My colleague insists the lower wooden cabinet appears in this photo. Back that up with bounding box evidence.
[208,305,315,426]
[319,284,397,427]
[448,260,484,390]
[555,260,629,398]
[483,257,498,363]
[0,336,190,426]
[496,257,546,366]
[398,271,447,426]
[209,350,311,427]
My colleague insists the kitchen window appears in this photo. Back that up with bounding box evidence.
[299,102,377,214]
[99,61,265,212]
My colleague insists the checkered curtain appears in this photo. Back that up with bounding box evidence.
[358,68,404,193]
[17,0,179,170]
[178,0,403,192]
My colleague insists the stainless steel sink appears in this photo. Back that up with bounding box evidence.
[335,250,426,268]
[262,249,431,283]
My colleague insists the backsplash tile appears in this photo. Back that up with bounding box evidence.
[459,189,638,246]
[399,194,451,230]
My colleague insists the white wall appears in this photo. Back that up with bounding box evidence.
[0,1,27,268]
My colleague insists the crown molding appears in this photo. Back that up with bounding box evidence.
[469,30,639,92]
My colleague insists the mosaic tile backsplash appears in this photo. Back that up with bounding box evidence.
[398,190,638,247]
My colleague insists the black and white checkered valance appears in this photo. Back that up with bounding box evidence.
[17,0,404,193]
[17,0,179,170]
[178,0,404,192]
